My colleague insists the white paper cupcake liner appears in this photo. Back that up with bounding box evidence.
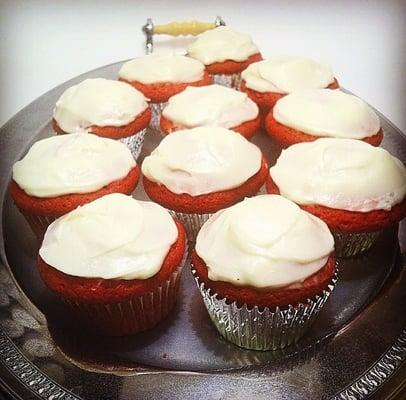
[169,211,213,242]
[149,102,168,133]
[191,267,338,351]
[212,73,242,90]
[61,246,188,336]
[332,230,380,258]
[118,128,146,160]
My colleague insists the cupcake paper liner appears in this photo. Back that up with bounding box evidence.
[61,247,188,336]
[19,210,58,241]
[332,230,380,258]
[191,267,338,351]
[212,73,242,90]
[168,211,213,242]
[149,102,168,133]
[118,128,146,160]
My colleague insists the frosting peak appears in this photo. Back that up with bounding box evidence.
[187,26,259,65]
[241,57,335,94]
[12,133,136,198]
[53,78,148,134]
[142,126,262,195]
[162,84,258,129]
[273,89,380,139]
[270,138,406,212]
[196,195,334,289]
[39,194,178,280]
[118,54,205,84]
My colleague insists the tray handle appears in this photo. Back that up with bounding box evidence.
[143,17,225,54]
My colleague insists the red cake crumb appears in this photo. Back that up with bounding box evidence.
[205,53,263,75]
[120,71,212,103]
[266,175,406,232]
[53,108,151,139]
[264,111,383,148]
[192,250,336,309]
[143,156,269,214]
[37,220,186,304]
[159,114,261,139]
[241,78,340,112]
[9,166,140,216]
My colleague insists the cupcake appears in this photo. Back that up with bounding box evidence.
[160,85,261,139]
[267,138,406,257]
[187,26,262,89]
[52,78,151,159]
[118,54,212,131]
[37,193,187,336]
[9,134,139,239]
[192,194,337,351]
[265,89,383,149]
[142,126,269,240]
[241,56,339,113]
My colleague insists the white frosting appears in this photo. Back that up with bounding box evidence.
[196,195,334,289]
[53,78,148,134]
[12,134,136,198]
[162,85,259,129]
[273,89,380,139]
[142,127,262,196]
[118,55,205,84]
[39,194,178,280]
[270,138,406,212]
[187,26,259,65]
[241,57,335,94]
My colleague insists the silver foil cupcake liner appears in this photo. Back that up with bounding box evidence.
[61,246,188,336]
[149,102,168,133]
[212,73,242,90]
[169,211,213,242]
[192,267,338,351]
[118,128,146,160]
[332,230,380,258]
[19,210,58,241]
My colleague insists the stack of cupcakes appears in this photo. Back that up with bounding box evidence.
[7,22,406,352]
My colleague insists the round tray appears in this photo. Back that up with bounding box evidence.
[0,61,405,400]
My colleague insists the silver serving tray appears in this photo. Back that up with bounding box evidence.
[0,61,405,400]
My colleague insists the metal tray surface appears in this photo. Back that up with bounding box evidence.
[0,61,405,400]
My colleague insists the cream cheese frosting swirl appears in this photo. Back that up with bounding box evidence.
[273,89,380,139]
[12,133,136,198]
[39,193,178,280]
[187,26,259,65]
[196,195,334,289]
[118,54,205,84]
[241,57,335,94]
[53,78,148,134]
[162,84,258,128]
[142,127,262,196]
[270,138,406,212]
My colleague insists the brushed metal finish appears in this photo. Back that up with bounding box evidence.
[0,61,405,400]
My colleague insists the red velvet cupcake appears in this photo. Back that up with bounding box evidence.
[241,57,339,115]
[268,138,406,257]
[9,134,139,239]
[142,126,268,240]
[159,84,261,139]
[52,78,151,159]
[37,193,187,336]
[187,26,261,89]
[265,89,383,150]
[192,195,337,350]
[118,55,212,131]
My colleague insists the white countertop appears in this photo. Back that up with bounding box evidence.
[1,0,405,132]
